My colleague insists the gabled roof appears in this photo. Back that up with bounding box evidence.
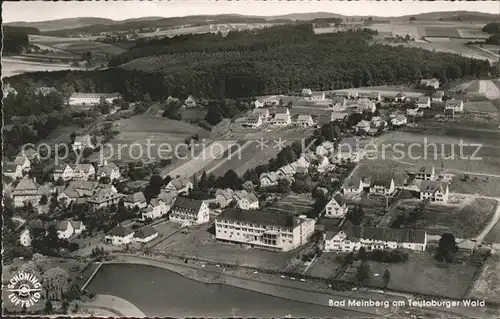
[124,192,146,203]
[416,165,434,175]
[260,171,278,183]
[433,91,445,98]
[253,108,269,115]
[356,120,371,127]
[394,115,407,122]
[337,220,426,244]
[216,188,235,200]
[157,191,177,205]
[134,226,157,239]
[246,114,261,123]
[70,220,84,230]
[217,208,306,229]
[275,107,289,114]
[420,180,448,194]
[417,96,430,102]
[168,177,192,190]
[172,197,204,212]
[97,162,119,176]
[370,178,393,188]
[446,99,463,106]
[14,178,39,191]
[274,113,290,121]
[297,114,313,122]
[343,178,362,189]
[57,220,71,231]
[54,163,72,173]
[332,193,346,206]
[107,225,134,237]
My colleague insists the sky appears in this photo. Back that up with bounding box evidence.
[3,0,499,23]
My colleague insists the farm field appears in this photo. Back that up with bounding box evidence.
[50,41,127,56]
[209,139,285,176]
[464,100,498,113]
[470,256,500,304]
[395,198,498,238]
[332,87,425,98]
[166,140,237,178]
[355,251,478,299]
[153,222,298,270]
[424,27,460,38]
[351,159,413,186]
[2,56,82,78]
[98,114,209,163]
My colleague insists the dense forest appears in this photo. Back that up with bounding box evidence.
[482,23,500,45]
[7,24,497,101]
[3,26,39,55]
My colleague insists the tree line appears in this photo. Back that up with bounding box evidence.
[3,26,39,55]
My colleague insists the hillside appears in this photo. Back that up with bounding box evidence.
[394,11,500,22]
[6,25,496,103]
[4,17,115,31]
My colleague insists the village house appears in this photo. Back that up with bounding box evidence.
[324,221,427,252]
[68,93,122,106]
[391,115,407,127]
[157,191,177,210]
[394,92,407,102]
[331,97,347,111]
[53,164,74,181]
[407,107,423,117]
[141,198,168,220]
[260,172,278,188]
[215,188,235,208]
[302,88,313,96]
[123,192,147,209]
[272,108,291,126]
[13,155,31,172]
[245,114,263,128]
[355,120,371,133]
[311,92,326,100]
[315,156,331,172]
[35,86,58,96]
[164,177,193,195]
[72,163,96,181]
[358,92,381,102]
[356,99,377,113]
[335,91,356,99]
[253,108,270,119]
[87,187,123,210]
[330,112,349,121]
[342,178,363,196]
[57,220,86,239]
[215,209,316,251]
[445,99,464,112]
[419,181,449,203]
[18,148,40,161]
[444,108,455,120]
[20,228,32,247]
[417,96,431,109]
[420,78,440,89]
[133,226,159,244]
[414,165,436,181]
[4,163,24,180]
[325,193,348,218]
[184,95,197,108]
[277,164,296,178]
[432,90,445,102]
[254,99,264,108]
[169,197,210,225]
[233,190,259,210]
[369,178,396,196]
[104,225,135,246]
[73,135,96,151]
[315,141,335,157]
[96,161,121,181]
[263,97,279,106]
[296,114,314,127]
[57,185,79,205]
[370,116,385,128]
[12,178,42,207]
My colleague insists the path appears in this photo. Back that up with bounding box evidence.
[81,294,146,317]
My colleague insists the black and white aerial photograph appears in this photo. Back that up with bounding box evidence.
[2,0,500,317]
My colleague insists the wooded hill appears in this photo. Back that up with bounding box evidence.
[6,24,497,101]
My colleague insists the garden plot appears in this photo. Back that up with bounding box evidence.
[469,256,500,304]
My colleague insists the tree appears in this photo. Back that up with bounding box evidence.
[357,246,367,260]
[356,260,370,282]
[44,300,53,314]
[383,269,391,287]
[39,195,48,205]
[143,92,152,105]
[409,17,416,23]
[436,233,458,263]
[42,267,70,301]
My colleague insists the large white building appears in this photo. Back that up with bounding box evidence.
[324,221,427,253]
[417,96,431,109]
[169,197,210,225]
[445,99,464,113]
[215,209,315,251]
[325,193,348,218]
[12,178,42,207]
[68,93,122,106]
[419,181,449,203]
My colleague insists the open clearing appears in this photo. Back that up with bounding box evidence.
[395,198,498,238]
[2,56,82,78]
[464,100,498,113]
[478,80,500,100]
[305,253,343,279]
[362,251,478,299]
[153,222,297,270]
[470,256,500,304]
[485,219,500,243]
[51,41,127,56]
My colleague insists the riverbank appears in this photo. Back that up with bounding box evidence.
[108,253,391,316]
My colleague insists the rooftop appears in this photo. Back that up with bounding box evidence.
[134,226,157,239]
[217,208,308,229]
[172,197,204,212]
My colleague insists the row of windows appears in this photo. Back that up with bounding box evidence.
[217,220,292,233]
[218,225,294,238]
[220,230,293,245]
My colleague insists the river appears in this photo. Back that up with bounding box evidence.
[87,264,361,317]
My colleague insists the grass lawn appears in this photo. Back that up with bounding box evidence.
[464,101,498,113]
[450,176,500,198]
[305,252,343,279]
[411,198,498,238]
[154,222,297,270]
[470,256,500,303]
[343,251,477,299]
[352,160,412,186]
[485,219,500,243]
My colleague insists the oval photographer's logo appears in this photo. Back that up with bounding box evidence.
[6,272,42,308]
